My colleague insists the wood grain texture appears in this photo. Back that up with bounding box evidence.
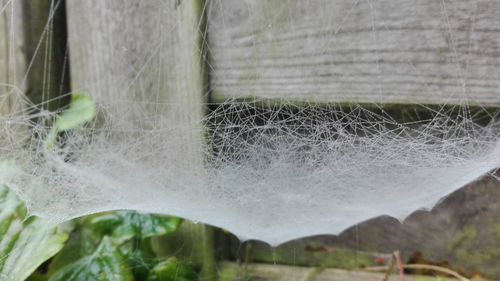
[0,0,27,152]
[208,0,500,106]
[66,0,208,171]
[0,0,25,116]
[66,1,215,280]
[219,262,456,281]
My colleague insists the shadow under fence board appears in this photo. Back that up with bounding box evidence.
[21,0,70,111]
[207,0,500,106]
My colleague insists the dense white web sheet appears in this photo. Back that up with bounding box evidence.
[1,0,500,246]
[2,98,499,245]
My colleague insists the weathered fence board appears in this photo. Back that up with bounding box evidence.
[0,0,25,116]
[208,0,500,106]
[66,0,207,196]
[219,262,457,281]
[3,0,498,279]
[1,0,27,154]
[65,1,215,280]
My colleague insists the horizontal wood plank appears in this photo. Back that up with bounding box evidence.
[208,0,500,106]
[219,262,458,281]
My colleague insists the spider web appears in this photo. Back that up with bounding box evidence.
[1,0,500,246]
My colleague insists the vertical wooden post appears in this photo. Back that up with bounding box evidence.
[65,0,215,280]
[0,0,25,116]
[0,0,26,151]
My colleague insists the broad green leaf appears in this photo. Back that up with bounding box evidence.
[47,228,101,276]
[0,184,70,281]
[48,237,133,281]
[87,211,182,244]
[84,213,123,236]
[43,92,96,151]
[25,273,47,281]
[49,211,182,279]
[147,258,198,281]
[112,212,182,243]
[0,220,69,281]
[55,92,95,131]
[126,248,156,281]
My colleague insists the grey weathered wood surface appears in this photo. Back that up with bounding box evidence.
[65,1,216,280]
[4,0,498,279]
[219,262,458,281]
[65,0,207,184]
[208,0,500,106]
[0,0,27,153]
[0,0,25,116]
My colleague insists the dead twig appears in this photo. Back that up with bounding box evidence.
[365,264,470,281]
[393,251,404,281]
[381,251,404,281]
[381,252,396,281]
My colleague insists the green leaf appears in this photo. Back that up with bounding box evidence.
[84,213,123,236]
[48,237,133,281]
[43,92,96,152]
[25,273,48,281]
[146,258,198,281]
[0,220,69,281]
[87,211,182,244]
[126,248,156,281]
[48,212,182,280]
[0,184,70,281]
[55,92,95,132]
[47,228,101,276]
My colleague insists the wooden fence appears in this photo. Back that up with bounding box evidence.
[2,0,500,279]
